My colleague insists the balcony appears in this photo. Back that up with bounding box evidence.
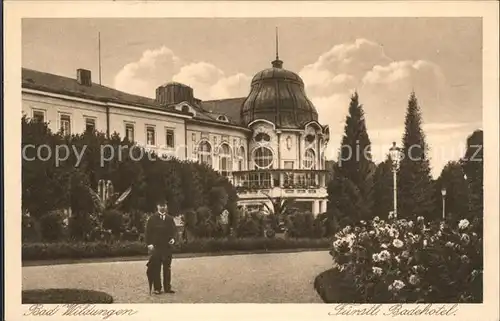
[232,169,328,197]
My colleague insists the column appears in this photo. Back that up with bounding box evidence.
[320,200,327,213]
[312,200,320,216]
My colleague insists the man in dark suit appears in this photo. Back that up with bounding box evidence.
[145,199,177,294]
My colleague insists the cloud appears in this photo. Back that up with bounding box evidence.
[299,38,478,177]
[114,47,250,100]
[114,46,182,98]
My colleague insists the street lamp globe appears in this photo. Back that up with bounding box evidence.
[441,188,447,196]
[389,142,402,165]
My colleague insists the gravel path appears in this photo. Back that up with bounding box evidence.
[22,251,332,303]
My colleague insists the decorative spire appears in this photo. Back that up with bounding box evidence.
[272,27,283,68]
[275,26,279,60]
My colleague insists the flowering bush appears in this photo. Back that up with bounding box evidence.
[329,215,482,303]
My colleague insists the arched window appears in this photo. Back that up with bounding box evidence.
[254,147,273,169]
[303,149,315,169]
[219,143,232,177]
[217,115,229,122]
[237,146,245,171]
[197,141,212,165]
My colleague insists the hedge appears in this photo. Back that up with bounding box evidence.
[22,289,113,304]
[23,237,331,261]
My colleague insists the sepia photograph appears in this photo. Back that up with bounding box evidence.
[3,1,499,320]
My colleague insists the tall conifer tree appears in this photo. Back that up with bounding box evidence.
[398,92,435,220]
[372,156,394,219]
[328,92,375,223]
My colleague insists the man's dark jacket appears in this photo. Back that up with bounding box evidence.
[145,213,177,252]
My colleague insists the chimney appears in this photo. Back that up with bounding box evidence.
[77,69,92,86]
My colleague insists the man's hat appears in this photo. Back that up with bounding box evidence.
[156,197,168,205]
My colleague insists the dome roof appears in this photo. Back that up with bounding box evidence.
[241,59,318,128]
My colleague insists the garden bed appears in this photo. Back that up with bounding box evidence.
[314,268,358,303]
[23,237,331,261]
[22,289,113,304]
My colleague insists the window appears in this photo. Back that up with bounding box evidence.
[303,149,315,169]
[197,141,212,165]
[305,134,316,144]
[125,123,135,142]
[255,132,271,142]
[182,105,190,113]
[85,118,96,132]
[32,109,45,123]
[60,114,71,136]
[217,115,228,122]
[219,143,232,177]
[192,133,196,142]
[166,129,175,148]
[237,146,245,171]
[253,147,273,169]
[284,161,294,169]
[146,126,156,146]
[247,172,272,188]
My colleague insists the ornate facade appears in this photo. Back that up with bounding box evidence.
[21,54,329,215]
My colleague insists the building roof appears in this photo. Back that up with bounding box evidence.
[200,97,246,125]
[22,68,163,107]
[241,60,318,128]
[22,67,249,128]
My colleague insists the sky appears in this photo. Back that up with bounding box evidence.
[22,18,483,177]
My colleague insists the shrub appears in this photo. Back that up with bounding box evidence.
[39,210,66,242]
[325,215,482,303]
[22,237,331,261]
[22,289,113,304]
[285,212,325,238]
[102,209,124,236]
[22,215,43,243]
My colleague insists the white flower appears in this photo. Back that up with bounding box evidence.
[408,221,414,228]
[401,250,410,258]
[417,216,424,222]
[343,225,352,234]
[458,219,470,230]
[445,241,454,248]
[372,266,383,275]
[372,253,380,262]
[389,280,406,292]
[409,274,419,285]
[360,220,366,225]
[369,230,375,236]
[388,212,395,220]
[388,228,399,238]
[378,250,391,261]
[381,243,388,249]
[461,233,471,245]
[373,216,380,222]
[395,256,401,263]
[392,239,404,248]
[333,239,343,250]
[423,239,428,247]
[411,265,420,273]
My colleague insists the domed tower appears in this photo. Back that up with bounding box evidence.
[234,30,329,217]
[240,48,318,128]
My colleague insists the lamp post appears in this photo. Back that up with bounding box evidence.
[389,142,402,219]
[441,188,447,220]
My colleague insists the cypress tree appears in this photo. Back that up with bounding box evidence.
[372,156,394,219]
[435,161,470,222]
[461,130,483,220]
[332,92,375,221]
[398,92,435,220]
